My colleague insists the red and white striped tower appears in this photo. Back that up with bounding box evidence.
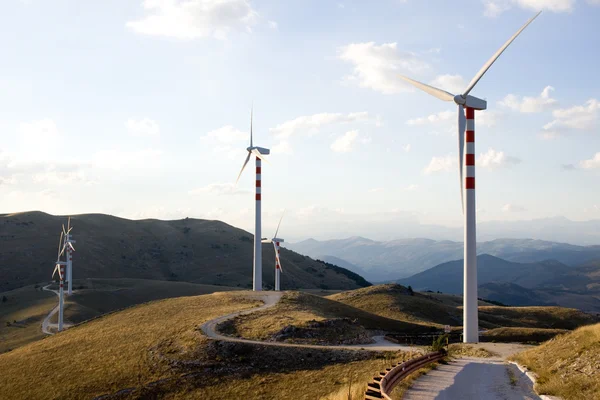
[397,12,540,343]
[254,156,263,291]
[463,107,478,343]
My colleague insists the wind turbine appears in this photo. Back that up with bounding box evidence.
[398,12,540,343]
[236,109,270,291]
[262,211,285,291]
[62,217,76,296]
[52,231,67,332]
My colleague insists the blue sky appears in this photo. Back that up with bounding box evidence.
[0,0,599,241]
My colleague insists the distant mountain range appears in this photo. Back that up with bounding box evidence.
[286,236,600,282]
[397,255,600,313]
[0,212,370,292]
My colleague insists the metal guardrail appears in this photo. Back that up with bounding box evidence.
[364,351,446,400]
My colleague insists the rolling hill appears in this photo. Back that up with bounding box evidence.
[0,211,370,292]
[286,237,600,282]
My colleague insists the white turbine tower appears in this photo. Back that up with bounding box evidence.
[52,231,67,332]
[398,12,540,343]
[236,109,270,291]
[262,211,285,291]
[62,217,76,296]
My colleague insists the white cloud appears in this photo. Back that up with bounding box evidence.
[543,98,600,135]
[126,118,160,137]
[204,125,248,144]
[369,187,384,193]
[271,112,370,138]
[271,140,293,155]
[483,0,575,17]
[407,110,454,126]
[189,182,250,195]
[499,86,557,113]
[478,148,521,168]
[331,130,359,153]
[402,144,411,152]
[424,154,454,174]
[502,203,527,212]
[430,74,466,94]
[126,0,260,40]
[338,42,430,94]
[404,184,418,191]
[579,152,600,169]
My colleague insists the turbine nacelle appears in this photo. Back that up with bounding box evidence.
[453,94,487,111]
[247,146,270,155]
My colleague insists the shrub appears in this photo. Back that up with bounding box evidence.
[430,334,448,352]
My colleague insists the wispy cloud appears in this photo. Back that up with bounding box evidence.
[331,130,360,153]
[338,42,430,94]
[271,112,371,138]
[478,148,521,168]
[499,86,557,113]
[126,0,260,40]
[483,0,575,18]
[543,98,600,136]
[126,118,160,137]
[424,154,454,174]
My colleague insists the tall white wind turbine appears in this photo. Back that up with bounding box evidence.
[52,231,67,332]
[398,12,541,343]
[262,211,285,291]
[62,217,76,296]
[236,109,270,291]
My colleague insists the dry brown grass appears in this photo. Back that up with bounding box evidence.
[221,291,431,344]
[482,327,568,343]
[447,344,498,358]
[389,362,441,399]
[510,323,600,400]
[0,284,56,353]
[0,292,261,400]
[327,284,599,332]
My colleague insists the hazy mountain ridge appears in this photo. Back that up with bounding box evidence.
[0,211,369,292]
[287,236,600,282]
[397,255,600,313]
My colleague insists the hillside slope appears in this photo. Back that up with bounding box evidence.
[0,211,370,292]
[328,284,599,330]
[511,323,600,399]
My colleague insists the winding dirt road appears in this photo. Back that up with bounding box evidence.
[199,291,417,352]
[41,284,72,335]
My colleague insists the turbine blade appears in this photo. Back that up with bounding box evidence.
[273,242,282,273]
[62,224,67,235]
[458,105,466,214]
[57,231,64,259]
[250,105,253,148]
[463,11,541,96]
[398,75,455,102]
[235,152,252,185]
[251,149,270,164]
[274,209,285,239]
[69,243,76,252]
[67,216,71,231]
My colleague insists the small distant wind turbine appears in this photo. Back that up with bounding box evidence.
[62,217,76,296]
[398,12,541,343]
[262,211,285,291]
[52,231,67,332]
[236,108,270,291]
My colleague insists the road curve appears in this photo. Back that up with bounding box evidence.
[200,291,418,352]
[41,284,72,335]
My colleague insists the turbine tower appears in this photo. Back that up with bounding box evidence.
[398,12,540,343]
[52,231,67,332]
[236,109,270,291]
[62,217,76,296]
[262,211,285,291]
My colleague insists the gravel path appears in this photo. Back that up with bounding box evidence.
[200,291,419,352]
[404,344,541,400]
